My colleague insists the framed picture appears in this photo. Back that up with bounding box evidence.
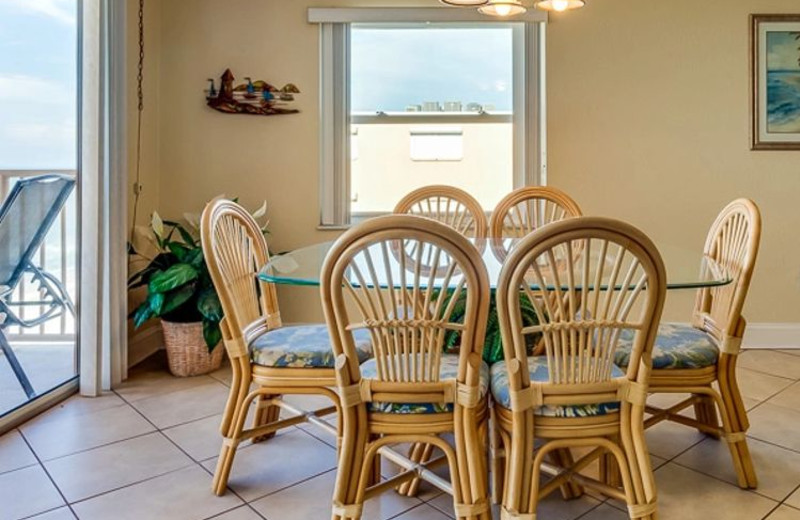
[751,14,800,150]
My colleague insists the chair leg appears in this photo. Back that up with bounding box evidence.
[490,409,506,505]
[549,448,584,499]
[251,393,281,443]
[396,442,434,496]
[0,330,35,399]
[212,392,255,496]
[716,360,758,488]
[693,394,721,440]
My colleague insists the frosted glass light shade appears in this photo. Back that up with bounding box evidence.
[534,0,585,11]
[478,0,527,17]
[439,0,489,6]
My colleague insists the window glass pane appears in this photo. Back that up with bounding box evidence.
[350,25,514,215]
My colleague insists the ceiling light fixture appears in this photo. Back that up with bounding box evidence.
[534,0,585,11]
[439,0,489,5]
[477,0,527,17]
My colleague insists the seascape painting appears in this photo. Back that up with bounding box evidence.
[752,15,800,150]
[766,31,800,134]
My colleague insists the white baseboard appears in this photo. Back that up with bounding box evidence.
[743,323,800,349]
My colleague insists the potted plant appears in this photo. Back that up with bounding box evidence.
[129,199,268,376]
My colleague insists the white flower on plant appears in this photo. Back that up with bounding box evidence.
[251,200,268,219]
[151,211,164,239]
[183,212,200,230]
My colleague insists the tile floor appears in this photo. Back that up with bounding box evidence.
[2,349,800,520]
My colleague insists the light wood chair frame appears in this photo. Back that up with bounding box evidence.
[489,185,582,240]
[492,217,667,520]
[394,185,488,239]
[321,215,492,520]
[201,200,343,496]
[641,198,761,489]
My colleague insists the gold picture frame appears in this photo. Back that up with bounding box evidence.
[751,14,800,150]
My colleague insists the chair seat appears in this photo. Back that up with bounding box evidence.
[250,325,372,368]
[490,357,624,418]
[614,323,719,370]
[360,354,490,414]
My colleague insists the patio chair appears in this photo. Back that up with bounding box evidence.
[0,174,76,399]
[492,217,666,520]
[613,198,761,489]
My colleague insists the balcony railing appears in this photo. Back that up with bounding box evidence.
[0,169,77,341]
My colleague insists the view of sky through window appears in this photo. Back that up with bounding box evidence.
[0,0,77,169]
[351,25,514,113]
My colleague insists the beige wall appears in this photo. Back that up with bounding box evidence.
[546,0,800,322]
[134,0,800,325]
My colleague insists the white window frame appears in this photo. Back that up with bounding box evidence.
[311,8,548,228]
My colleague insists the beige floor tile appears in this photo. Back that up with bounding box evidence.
[737,367,795,402]
[644,419,705,459]
[163,414,227,462]
[116,361,220,403]
[251,469,423,520]
[208,506,263,520]
[44,432,193,503]
[767,505,800,520]
[778,349,800,358]
[739,351,800,381]
[26,507,77,520]
[651,463,777,519]
[747,403,800,453]
[70,465,242,520]
[787,487,800,509]
[0,429,37,474]
[201,428,337,502]
[207,360,232,387]
[0,465,65,520]
[391,504,453,520]
[579,503,629,520]
[20,404,155,461]
[30,393,126,426]
[767,381,800,413]
[429,487,599,520]
[674,436,800,501]
[130,380,229,429]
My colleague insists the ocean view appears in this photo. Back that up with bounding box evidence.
[766,71,800,133]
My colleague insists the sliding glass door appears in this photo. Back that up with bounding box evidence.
[0,0,79,423]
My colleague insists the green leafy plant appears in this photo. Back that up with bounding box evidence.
[442,291,541,364]
[128,199,269,352]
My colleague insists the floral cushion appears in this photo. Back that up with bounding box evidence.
[490,357,624,418]
[360,354,490,414]
[614,323,719,370]
[250,325,372,368]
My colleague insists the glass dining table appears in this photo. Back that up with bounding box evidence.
[258,238,731,291]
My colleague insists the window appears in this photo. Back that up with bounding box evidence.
[313,8,546,226]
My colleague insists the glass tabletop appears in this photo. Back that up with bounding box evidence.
[258,238,731,291]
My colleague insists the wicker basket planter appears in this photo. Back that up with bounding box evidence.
[161,320,223,377]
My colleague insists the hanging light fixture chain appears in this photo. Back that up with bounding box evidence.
[130,0,145,246]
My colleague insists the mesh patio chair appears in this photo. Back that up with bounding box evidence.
[0,175,76,399]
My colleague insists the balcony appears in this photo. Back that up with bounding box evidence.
[0,169,78,415]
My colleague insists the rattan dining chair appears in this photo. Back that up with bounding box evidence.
[613,198,761,489]
[200,200,372,496]
[489,186,582,243]
[321,215,492,520]
[394,185,488,238]
[492,217,667,520]
[393,184,488,496]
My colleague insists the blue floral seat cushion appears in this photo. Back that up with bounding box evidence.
[250,325,372,368]
[614,323,719,370]
[360,354,490,414]
[491,357,624,418]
